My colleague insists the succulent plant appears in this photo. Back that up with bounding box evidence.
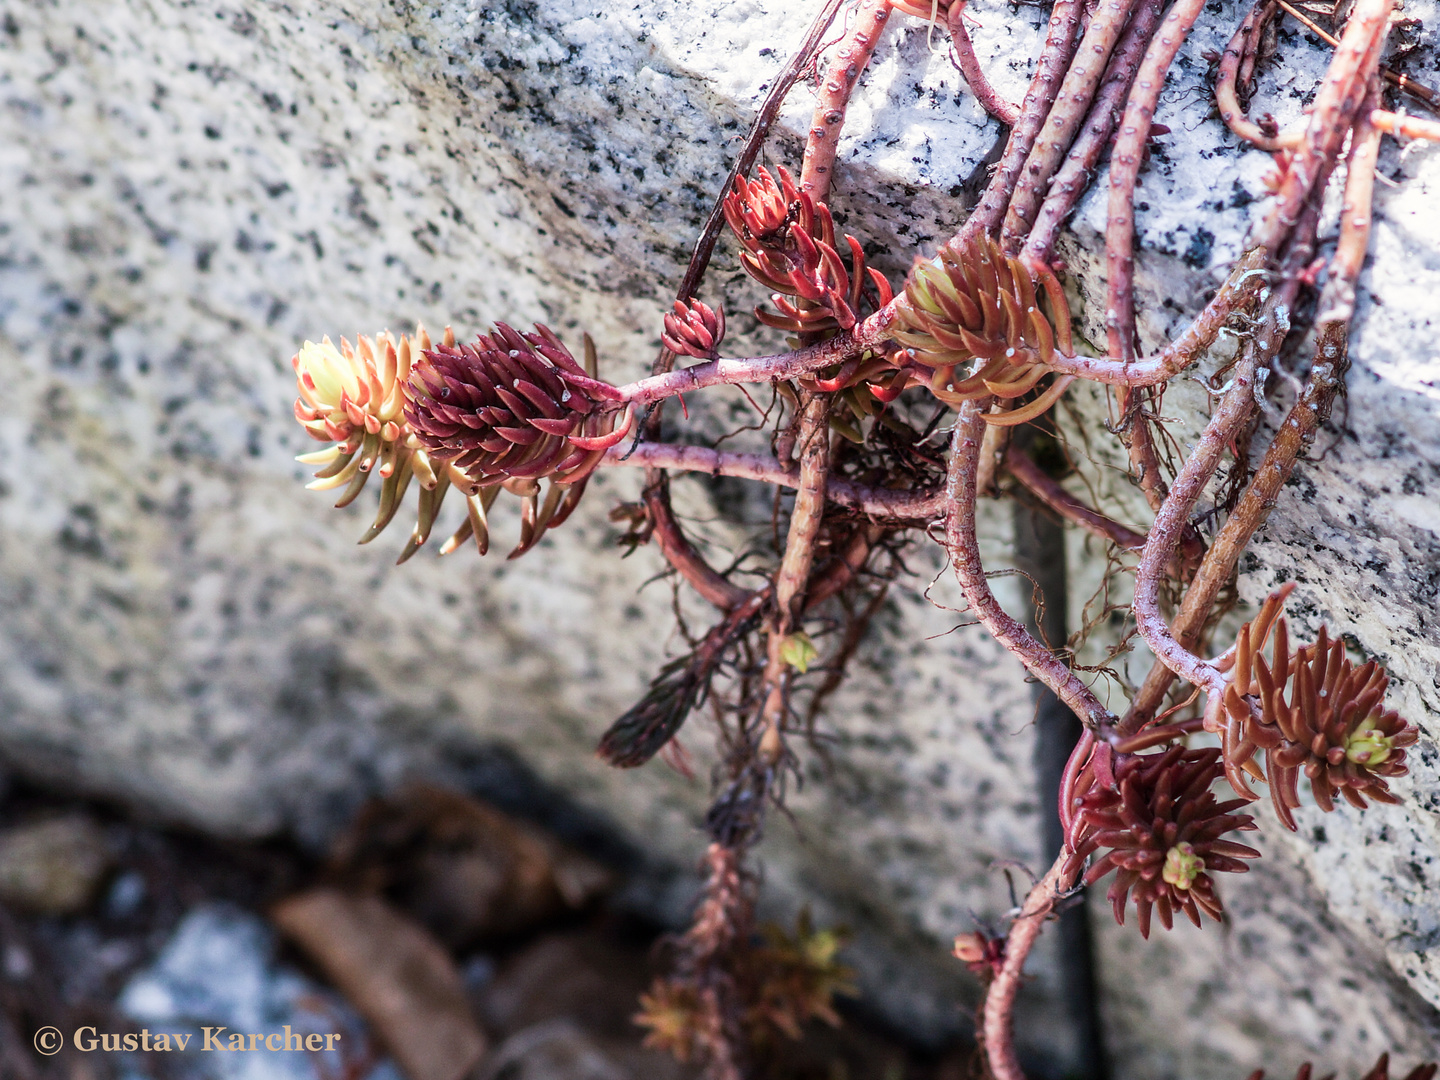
[406,322,631,489]
[724,165,889,336]
[893,234,1075,424]
[293,325,470,551]
[1067,745,1260,937]
[1223,587,1420,830]
[662,297,727,360]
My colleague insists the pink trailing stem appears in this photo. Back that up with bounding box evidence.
[1040,246,1271,385]
[1123,168,1333,728]
[1251,0,1392,253]
[961,0,1085,241]
[1126,51,1382,729]
[1215,0,1296,151]
[1104,0,1210,361]
[1021,0,1165,263]
[1130,341,1270,717]
[1369,110,1440,143]
[757,393,835,750]
[621,302,903,407]
[617,246,1266,413]
[1001,0,1140,250]
[1003,444,1148,552]
[944,399,1116,732]
[980,854,1077,1080]
[945,1,1021,125]
[800,0,894,196]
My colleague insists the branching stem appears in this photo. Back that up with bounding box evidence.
[944,400,1116,732]
[981,853,1078,1080]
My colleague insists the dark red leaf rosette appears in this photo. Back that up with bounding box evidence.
[1066,745,1260,938]
[406,323,631,489]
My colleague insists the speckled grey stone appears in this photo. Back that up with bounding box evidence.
[1,0,1438,1074]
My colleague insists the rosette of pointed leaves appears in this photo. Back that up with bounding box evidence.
[1066,745,1259,937]
[293,325,472,555]
[723,165,891,336]
[407,322,631,488]
[893,235,1076,425]
[1221,586,1419,830]
[662,297,726,360]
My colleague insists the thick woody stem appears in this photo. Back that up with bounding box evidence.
[981,854,1077,1080]
[961,0,1085,241]
[801,0,893,195]
[1022,0,1165,263]
[945,0,1021,124]
[1004,444,1147,552]
[1216,0,1295,151]
[1002,0,1140,251]
[945,400,1116,732]
[1105,0,1209,361]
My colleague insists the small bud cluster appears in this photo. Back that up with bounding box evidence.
[662,297,727,360]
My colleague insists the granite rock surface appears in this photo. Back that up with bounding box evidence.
[2,0,1439,1074]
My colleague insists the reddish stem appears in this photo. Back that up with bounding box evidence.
[1369,109,1440,143]
[1003,444,1147,551]
[1104,0,1210,361]
[1215,0,1295,151]
[945,400,1116,732]
[1002,0,1139,250]
[961,0,1085,241]
[1021,0,1165,263]
[981,854,1078,1080]
[644,480,750,610]
[1129,341,1267,719]
[1251,0,1392,253]
[800,0,894,195]
[945,0,1021,124]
